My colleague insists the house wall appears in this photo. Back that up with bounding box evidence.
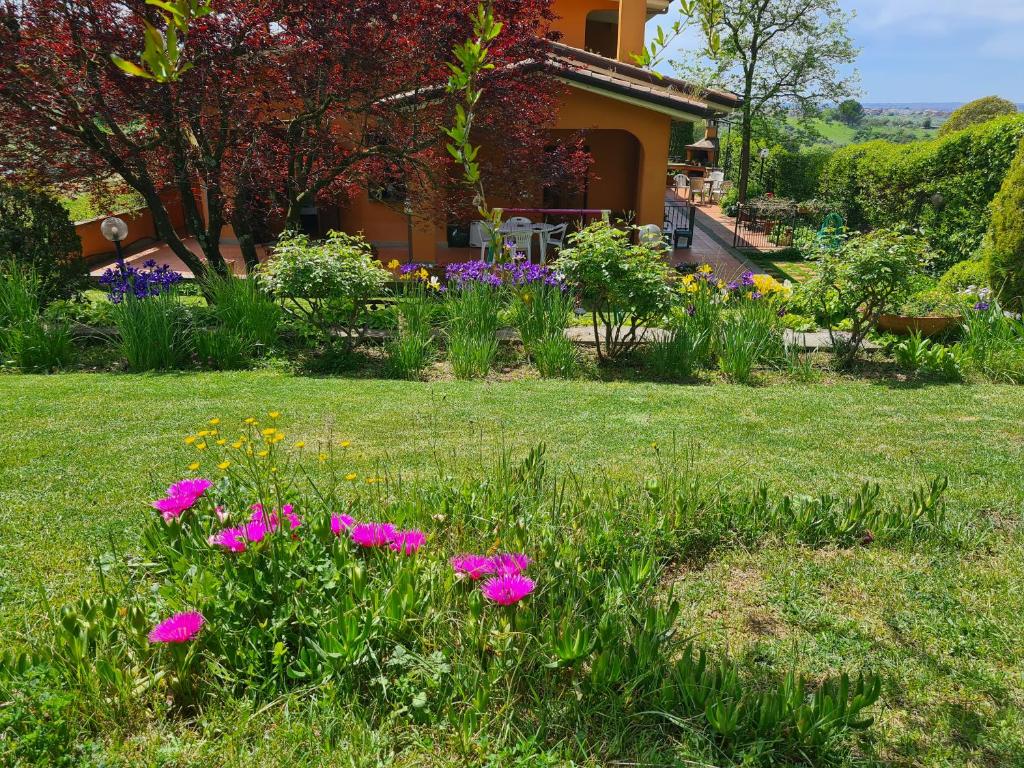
[75,191,186,262]
[551,0,649,62]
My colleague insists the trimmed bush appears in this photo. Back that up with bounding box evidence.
[764,146,833,201]
[0,184,86,302]
[986,137,1024,309]
[938,96,1018,137]
[819,115,1024,269]
[938,259,989,293]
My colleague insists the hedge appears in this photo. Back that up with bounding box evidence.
[764,147,833,201]
[986,137,1024,309]
[818,114,1024,269]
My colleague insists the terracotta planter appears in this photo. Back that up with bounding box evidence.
[876,314,959,337]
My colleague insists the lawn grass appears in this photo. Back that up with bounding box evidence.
[3,371,1023,766]
[745,249,818,283]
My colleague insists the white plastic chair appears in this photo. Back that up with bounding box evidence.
[673,174,689,190]
[539,223,568,264]
[478,221,498,261]
[501,216,533,232]
[504,229,533,262]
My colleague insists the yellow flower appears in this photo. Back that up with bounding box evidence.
[682,275,695,286]
[209,429,218,436]
[269,411,281,419]
[262,428,277,437]
[387,259,401,270]
[366,476,384,485]
[196,442,207,451]
[185,436,197,445]
[232,441,243,449]
[244,417,258,425]
[318,453,328,462]
[198,430,211,437]
[218,461,231,470]
[272,433,284,444]
[340,440,351,448]
[216,439,227,446]
[417,267,429,280]
[345,472,358,482]
[257,449,269,458]
[188,462,201,471]
[293,441,305,449]
[208,418,221,426]
[698,264,713,275]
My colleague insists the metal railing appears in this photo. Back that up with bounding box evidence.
[733,202,823,250]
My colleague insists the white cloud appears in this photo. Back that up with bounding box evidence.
[850,0,1024,33]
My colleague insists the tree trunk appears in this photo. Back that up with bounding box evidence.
[738,104,753,203]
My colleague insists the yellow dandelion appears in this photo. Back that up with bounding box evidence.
[198,430,211,437]
[185,436,197,445]
[196,442,207,451]
[216,439,227,446]
[208,418,221,426]
[257,450,269,458]
[244,417,258,425]
[269,411,281,419]
[294,441,305,449]
[318,453,328,462]
[188,461,200,471]
[262,428,277,437]
[218,461,231,470]
[345,472,358,482]
[340,440,351,448]
[232,441,243,449]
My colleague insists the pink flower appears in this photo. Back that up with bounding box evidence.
[215,505,229,522]
[166,478,212,505]
[281,504,302,530]
[152,495,194,523]
[151,478,212,522]
[390,529,426,555]
[148,611,205,643]
[488,553,531,576]
[211,526,247,552]
[350,522,397,548]
[331,514,356,536]
[480,574,536,605]
[243,518,270,544]
[451,554,493,580]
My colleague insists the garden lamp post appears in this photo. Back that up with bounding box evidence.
[758,148,770,188]
[100,216,129,266]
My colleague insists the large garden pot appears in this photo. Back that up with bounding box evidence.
[876,314,959,337]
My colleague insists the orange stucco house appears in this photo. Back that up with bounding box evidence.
[348,0,741,265]
[83,0,739,274]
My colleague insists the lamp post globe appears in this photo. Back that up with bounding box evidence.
[758,148,770,188]
[100,216,129,263]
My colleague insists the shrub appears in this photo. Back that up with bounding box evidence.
[111,292,193,371]
[764,147,832,201]
[938,259,989,293]
[893,332,964,380]
[444,282,500,379]
[805,229,931,363]
[0,183,86,302]
[194,327,251,370]
[201,273,281,350]
[938,96,1018,137]
[818,115,1024,268]
[985,137,1024,309]
[557,222,672,362]
[960,301,1024,383]
[0,261,74,372]
[258,231,389,349]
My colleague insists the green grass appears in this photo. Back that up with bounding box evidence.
[746,250,819,283]
[2,372,1023,766]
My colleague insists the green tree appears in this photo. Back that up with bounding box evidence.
[939,96,1018,137]
[837,99,864,126]
[675,0,858,202]
[0,184,85,302]
[986,137,1024,309]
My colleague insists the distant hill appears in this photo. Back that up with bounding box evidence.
[864,102,1024,113]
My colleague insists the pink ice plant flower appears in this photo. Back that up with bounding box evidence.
[350,522,397,548]
[480,574,536,605]
[151,478,213,522]
[210,526,247,552]
[487,552,531,576]
[330,514,356,536]
[451,554,493,580]
[389,529,426,555]
[148,611,205,643]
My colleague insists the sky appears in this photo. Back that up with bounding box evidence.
[651,0,1024,104]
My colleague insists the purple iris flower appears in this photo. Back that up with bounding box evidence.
[974,301,990,312]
